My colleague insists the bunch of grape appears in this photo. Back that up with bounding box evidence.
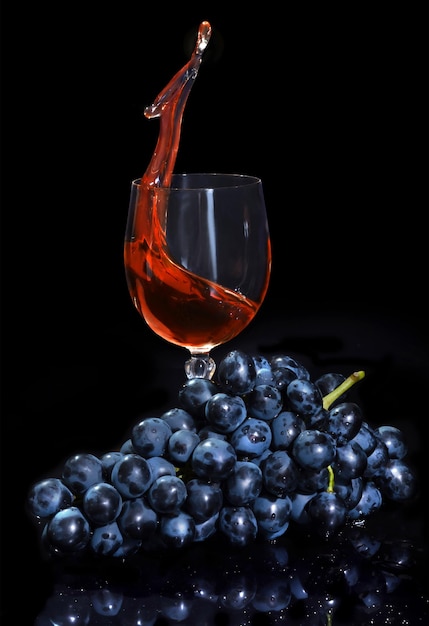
[26,350,419,559]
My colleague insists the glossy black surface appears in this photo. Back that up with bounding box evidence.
[1,5,428,625]
[30,520,429,625]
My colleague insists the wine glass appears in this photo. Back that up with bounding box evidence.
[124,172,271,380]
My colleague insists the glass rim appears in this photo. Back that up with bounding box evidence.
[131,172,262,191]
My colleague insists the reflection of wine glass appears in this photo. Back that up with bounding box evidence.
[124,172,271,380]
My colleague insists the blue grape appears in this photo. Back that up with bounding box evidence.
[376,459,418,502]
[26,477,74,519]
[296,466,329,493]
[185,478,223,521]
[259,519,290,540]
[90,521,123,556]
[363,438,390,478]
[271,366,298,391]
[160,406,197,432]
[229,417,272,458]
[252,492,292,534]
[131,417,172,458]
[245,383,283,421]
[248,447,271,467]
[159,511,195,548]
[374,425,407,459]
[261,450,300,496]
[334,476,364,509]
[147,475,187,514]
[82,482,122,525]
[191,437,237,480]
[270,410,306,450]
[270,354,310,380]
[62,453,103,495]
[100,452,124,480]
[314,372,346,396]
[120,438,135,454]
[349,422,378,455]
[286,378,325,422]
[47,506,91,552]
[193,512,219,542]
[305,491,347,539]
[111,536,142,558]
[290,492,317,524]
[146,455,177,480]
[117,496,158,539]
[347,480,383,520]
[326,401,363,444]
[204,392,247,433]
[252,354,275,385]
[111,453,152,498]
[291,429,336,470]
[224,460,263,505]
[167,428,200,464]
[197,425,227,440]
[217,349,256,395]
[218,505,258,547]
[178,377,218,418]
[334,440,367,481]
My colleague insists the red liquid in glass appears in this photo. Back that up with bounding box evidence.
[124,22,270,352]
[125,237,263,351]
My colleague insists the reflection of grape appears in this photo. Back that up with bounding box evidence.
[27,349,419,558]
[34,525,428,625]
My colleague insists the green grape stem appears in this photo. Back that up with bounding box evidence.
[327,465,335,493]
[322,370,365,411]
[323,371,365,496]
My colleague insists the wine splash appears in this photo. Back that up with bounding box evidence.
[142,20,212,189]
[124,22,270,359]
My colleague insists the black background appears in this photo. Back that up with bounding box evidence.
[1,3,428,624]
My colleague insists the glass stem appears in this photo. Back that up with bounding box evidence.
[184,354,216,380]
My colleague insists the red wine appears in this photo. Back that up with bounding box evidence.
[125,237,268,350]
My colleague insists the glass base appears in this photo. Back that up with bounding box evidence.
[184,355,216,380]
